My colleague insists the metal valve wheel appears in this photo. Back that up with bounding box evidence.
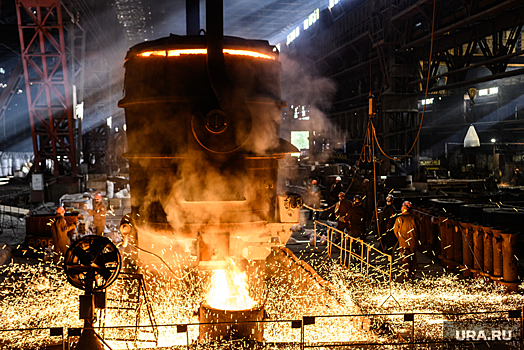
[64,236,121,291]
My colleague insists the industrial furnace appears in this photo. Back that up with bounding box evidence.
[118,3,300,279]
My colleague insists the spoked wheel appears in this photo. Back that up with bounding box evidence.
[64,236,121,291]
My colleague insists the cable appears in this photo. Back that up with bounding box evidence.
[302,203,336,212]
[373,0,437,161]
[128,244,196,281]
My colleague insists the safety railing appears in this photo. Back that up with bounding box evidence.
[0,326,66,350]
[313,221,395,303]
[3,308,521,349]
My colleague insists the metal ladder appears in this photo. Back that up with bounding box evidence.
[98,272,158,347]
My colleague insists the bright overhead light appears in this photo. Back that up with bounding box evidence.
[491,138,496,143]
[464,124,480,148]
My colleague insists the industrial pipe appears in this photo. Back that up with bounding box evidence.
[460,222,473,277]
[482,228,493,276]
[500,231,519,292]
[471,225,484,275]
[491,228,503,280]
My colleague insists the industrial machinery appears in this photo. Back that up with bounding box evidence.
[117,0,300,273]
[64,236,121,349]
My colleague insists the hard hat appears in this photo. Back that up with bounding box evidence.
[352,194,362,205]
[335,176,341,181]
[312,180,317,185]
[402,201,412,209]
[95,193,102,199]
[363,178,369,183]
[338,192,345,198]
[56,206,65,214]
[386,194,394,202]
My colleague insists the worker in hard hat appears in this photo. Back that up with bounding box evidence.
[393,201,421,280]
[50,206,77,263]
[89,193,107,236]
[334,192,352,238]
[347,194,368,240]
[329,176,344,205]
[308,179,321,221]
[379,194,397,254]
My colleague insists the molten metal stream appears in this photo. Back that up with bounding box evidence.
[206,269,257,311]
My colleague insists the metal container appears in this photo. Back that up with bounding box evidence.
[500,231,518,284]
[491,228,503,279]
[118,33,300,267]
[460,222,473,275]
[199,304,264,342]
[459,203,497,224]
[482,229,493,276]
[483,208,524,232]
[471,225,484,273]
[430,199,464,217]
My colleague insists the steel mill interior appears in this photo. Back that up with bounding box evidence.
[1,0,524,349]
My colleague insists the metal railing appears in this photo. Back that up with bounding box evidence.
[2,308,522,349]
[313,221,396,305]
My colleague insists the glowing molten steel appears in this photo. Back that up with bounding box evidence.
[138,48,275,60]
[206,269,257,311]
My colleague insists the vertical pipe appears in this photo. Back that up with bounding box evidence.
[186,327,189,350]
[472,225,484,273]
[313,221,317,251]
[300,321,304,350]
[186,0,200,35]
[501,231,518,283]
[328,228,332,258]
[459,223,473,277]
[461,223,473,270]
[483,229,494,276]
[349,238,353,269]
[206,0,223,53]
[492,229,503,279]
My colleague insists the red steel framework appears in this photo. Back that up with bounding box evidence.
[16,0,76,177]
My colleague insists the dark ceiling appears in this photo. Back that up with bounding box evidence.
[127,0,326,45]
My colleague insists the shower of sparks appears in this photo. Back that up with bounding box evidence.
[0,247,523,349]
[312,258,524,345]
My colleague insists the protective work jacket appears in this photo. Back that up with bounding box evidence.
[334,199,352,222]
[51,215,76,255]
[347,205,367,235]
[89,201,107,228]
[379,204,397,235]
[393,211,421,249]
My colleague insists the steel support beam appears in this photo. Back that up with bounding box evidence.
[15,0,76,177]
